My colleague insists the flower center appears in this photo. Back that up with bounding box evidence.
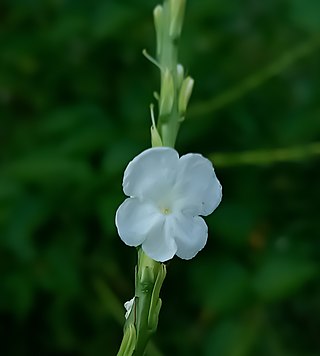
[161,207,171,215]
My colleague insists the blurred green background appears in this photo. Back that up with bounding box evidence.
[1,0,320,355]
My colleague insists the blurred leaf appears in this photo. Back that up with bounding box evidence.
[38,105,108,136]
[91,3,139,39]
[276,110,320,145]
[0,178,21,201]
[55,125,112,156]
[38,243,81,296]
[290,0,320,32]
[97,194,121,236]
[2,195,49,260]
[211,202,257,246]
[205,311,262,356]
[101,140,142,176]
[1,271,35,318]
[4,155,93,185]
[253,254,318,301]
[191,259,250,314]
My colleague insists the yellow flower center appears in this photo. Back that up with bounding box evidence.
[161,207,171,215]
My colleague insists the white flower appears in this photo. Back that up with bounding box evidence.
[115,147,222,262]
[124,297,135,319]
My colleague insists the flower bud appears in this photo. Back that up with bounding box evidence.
[151,125,163,147]
[169,0,186,38]
[153,5,163,56]
[150,103,163,147]
[178,76,194,115]
[159,69,174,116]
[176,63,184,88]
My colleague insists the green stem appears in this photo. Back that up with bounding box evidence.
[133,250,166,355]
[117,250,166,356]
[210,141,320,167]
[156,0,185,148]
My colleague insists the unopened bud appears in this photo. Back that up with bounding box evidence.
[150,103,163,147]
[176,64,184,88]
[178,76,194,115]
[151,125,163,147]
[159,69,174,115]
[153,5,163,56]
[169,0,186,38]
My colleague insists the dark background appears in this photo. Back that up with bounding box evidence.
[1,0,320,355]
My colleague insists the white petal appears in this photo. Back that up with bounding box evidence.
[174,153,222,216]
[142,217,177,262]
[124,297,135,319]
[170,213,208,260]
[115,198,162,247]
[122,147,179,200]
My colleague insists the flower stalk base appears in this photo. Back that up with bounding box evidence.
[117,249,166,356]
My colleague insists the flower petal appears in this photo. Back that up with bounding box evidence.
[115,198,162,247]
[174,153,222,216]
[142,217,177,262]
[170,213,208,260]
[123,147,179,200]
[124,297,135,319]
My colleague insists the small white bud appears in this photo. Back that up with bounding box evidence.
[176,64,184,88]
[178,76,194,115]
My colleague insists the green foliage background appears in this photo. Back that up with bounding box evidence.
[1,0,320,355]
